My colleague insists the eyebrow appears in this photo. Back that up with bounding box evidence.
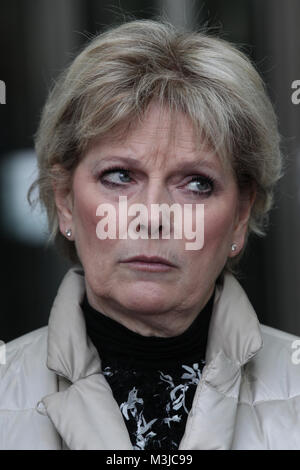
[92,155,220,174]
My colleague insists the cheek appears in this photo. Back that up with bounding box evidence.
[204,202,236,249]
[180,202,236,285]
[73,190,99,244]
[72,175,117,253]
[73,193,120,287]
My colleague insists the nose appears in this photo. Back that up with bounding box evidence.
[134,178,174,239]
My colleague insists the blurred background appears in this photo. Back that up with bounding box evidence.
[1,0,300,343]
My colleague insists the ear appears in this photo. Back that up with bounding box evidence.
[52,165,74,240]
[229,183,256,258]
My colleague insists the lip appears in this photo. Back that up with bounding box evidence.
[121,255,175,266]
[120,255,176,272]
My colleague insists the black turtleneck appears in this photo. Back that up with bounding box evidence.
[81,289,215,450]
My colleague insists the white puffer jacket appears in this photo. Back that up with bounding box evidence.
[1,265,300,450]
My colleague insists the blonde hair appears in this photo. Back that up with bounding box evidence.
[28,19,283,270]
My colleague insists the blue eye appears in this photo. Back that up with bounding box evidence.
[186,175,214,196]
[99,166,215,196]
[100,166,132,186]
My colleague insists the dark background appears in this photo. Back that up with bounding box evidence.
[1,0,300,343]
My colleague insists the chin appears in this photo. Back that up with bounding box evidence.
[119,289,171,314]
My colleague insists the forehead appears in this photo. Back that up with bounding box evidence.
[84,103,228,174]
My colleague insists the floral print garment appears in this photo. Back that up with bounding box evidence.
[81,288,214,450]
[102,359,206,450]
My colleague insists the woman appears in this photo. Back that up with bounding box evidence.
[1,19,300,450]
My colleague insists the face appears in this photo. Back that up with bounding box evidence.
[54,103,254,327]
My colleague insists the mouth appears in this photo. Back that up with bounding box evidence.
[120,255,176,272]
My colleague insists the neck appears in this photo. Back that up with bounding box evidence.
[84,284,215,338]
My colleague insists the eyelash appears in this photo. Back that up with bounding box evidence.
[98,166,215,196]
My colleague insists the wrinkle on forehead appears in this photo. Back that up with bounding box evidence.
[85,101,229,174]
[121,103,215,170]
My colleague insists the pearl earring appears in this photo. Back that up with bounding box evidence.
[65,228,72,238]
[231,243,237,252]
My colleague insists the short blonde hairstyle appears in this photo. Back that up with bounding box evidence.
[28,19,283,271]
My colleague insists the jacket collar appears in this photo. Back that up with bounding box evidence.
[46,265,100,383]
[206,271,263,366]
[180,272,263,450]
[42,265,263,450]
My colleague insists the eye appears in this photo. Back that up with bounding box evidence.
[185,175,215,196]
[99,166,132,187]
